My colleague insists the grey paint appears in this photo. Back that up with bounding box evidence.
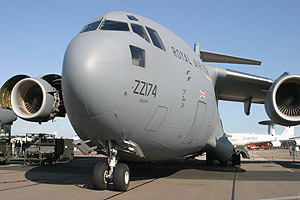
[2,11,300,163]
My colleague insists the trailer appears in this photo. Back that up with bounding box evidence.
[0,138,10,164]
[0,123,12,165]
[24,133,74,166]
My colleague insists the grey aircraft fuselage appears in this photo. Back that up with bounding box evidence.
[62,12,227,162]
[2,11,299,166]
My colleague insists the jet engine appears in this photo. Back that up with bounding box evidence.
[0,74,65,123]
[265,73,300,126]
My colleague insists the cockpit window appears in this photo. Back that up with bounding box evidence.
[127,15,138,21]
[131,24,150,43]
[100,20,129,31]
[80,20,102,33]
[130,45,145,67]
[146,27,166,51]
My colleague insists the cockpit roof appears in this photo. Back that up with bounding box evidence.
[80,11,190,52]
[86,11,163,31]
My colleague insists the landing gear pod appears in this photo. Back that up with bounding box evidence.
[265,73,300,126]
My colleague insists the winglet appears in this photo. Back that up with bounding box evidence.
[200,50,261,65]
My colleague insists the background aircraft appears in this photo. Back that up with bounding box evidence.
[227,121,295,147]
[0,7,300,191]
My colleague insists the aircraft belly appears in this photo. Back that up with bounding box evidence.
[118,138,204,162]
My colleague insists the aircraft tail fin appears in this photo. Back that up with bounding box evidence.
[281,126,294,137]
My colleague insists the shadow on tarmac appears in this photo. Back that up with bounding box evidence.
[242,160,300,171]
[23,156,300,190]
[273,160,300,170]
[23,156,244,190]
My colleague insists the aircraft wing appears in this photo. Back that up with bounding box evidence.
[215,68,274,104]
[290,136,300,139]
[201,50,262,65]
[201,50,274,104]
[204,50,300,125]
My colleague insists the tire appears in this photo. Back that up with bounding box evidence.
[232,154,241,166]
[41,160,46,166]
[206,153,214,166]
[0,160,7,165]
[113,163,130,191]
[93,162,109,190]
[220,160,228,167]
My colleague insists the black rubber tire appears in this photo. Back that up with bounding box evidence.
[93,162,109,190]
[206,153,214,166]
[113,163,130,191]
[232,154,241,166]
[0,160,7,165]
[220,160,228,167]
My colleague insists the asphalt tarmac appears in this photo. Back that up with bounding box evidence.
[0,149,300,200]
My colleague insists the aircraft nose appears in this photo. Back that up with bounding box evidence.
[62,34,127,117]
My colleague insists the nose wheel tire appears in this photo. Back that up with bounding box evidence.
[93,162,109,190]
[113,163,130,191]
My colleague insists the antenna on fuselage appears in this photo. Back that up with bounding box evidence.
[194,43,201,57]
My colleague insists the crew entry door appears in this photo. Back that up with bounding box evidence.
[183,101,207,144]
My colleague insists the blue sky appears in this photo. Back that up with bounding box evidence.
[1,1,300,137]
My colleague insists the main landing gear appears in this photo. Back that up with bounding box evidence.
[231,153,241,166]
[232,147,250,167]
[93,142,130,191]
[205,150,244,167]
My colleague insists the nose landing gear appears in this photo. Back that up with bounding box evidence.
[113,163,130,191]
[93,162,109,190]
[93,141,130,191]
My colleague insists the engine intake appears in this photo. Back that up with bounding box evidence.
[0,74,65,123]
[265,73,300,126]
[23,84,43,114]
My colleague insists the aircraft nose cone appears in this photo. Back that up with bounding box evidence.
[62,34,127,117]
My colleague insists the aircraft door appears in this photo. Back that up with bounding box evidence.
[183,101,206,144]
[145,106,168,132]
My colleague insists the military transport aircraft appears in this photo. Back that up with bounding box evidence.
[1,11,300,191]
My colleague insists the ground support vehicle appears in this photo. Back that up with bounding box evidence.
[24,133,74,166]
[0,139,10,164]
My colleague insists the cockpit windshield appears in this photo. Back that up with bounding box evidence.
[131,24,150,42]
[100,20,129,31]
[146,27,166,51]
[80,20,102,33]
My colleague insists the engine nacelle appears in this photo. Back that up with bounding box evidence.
[265,73,300,126]
[0,108,17,125]
[0,74,65,123]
